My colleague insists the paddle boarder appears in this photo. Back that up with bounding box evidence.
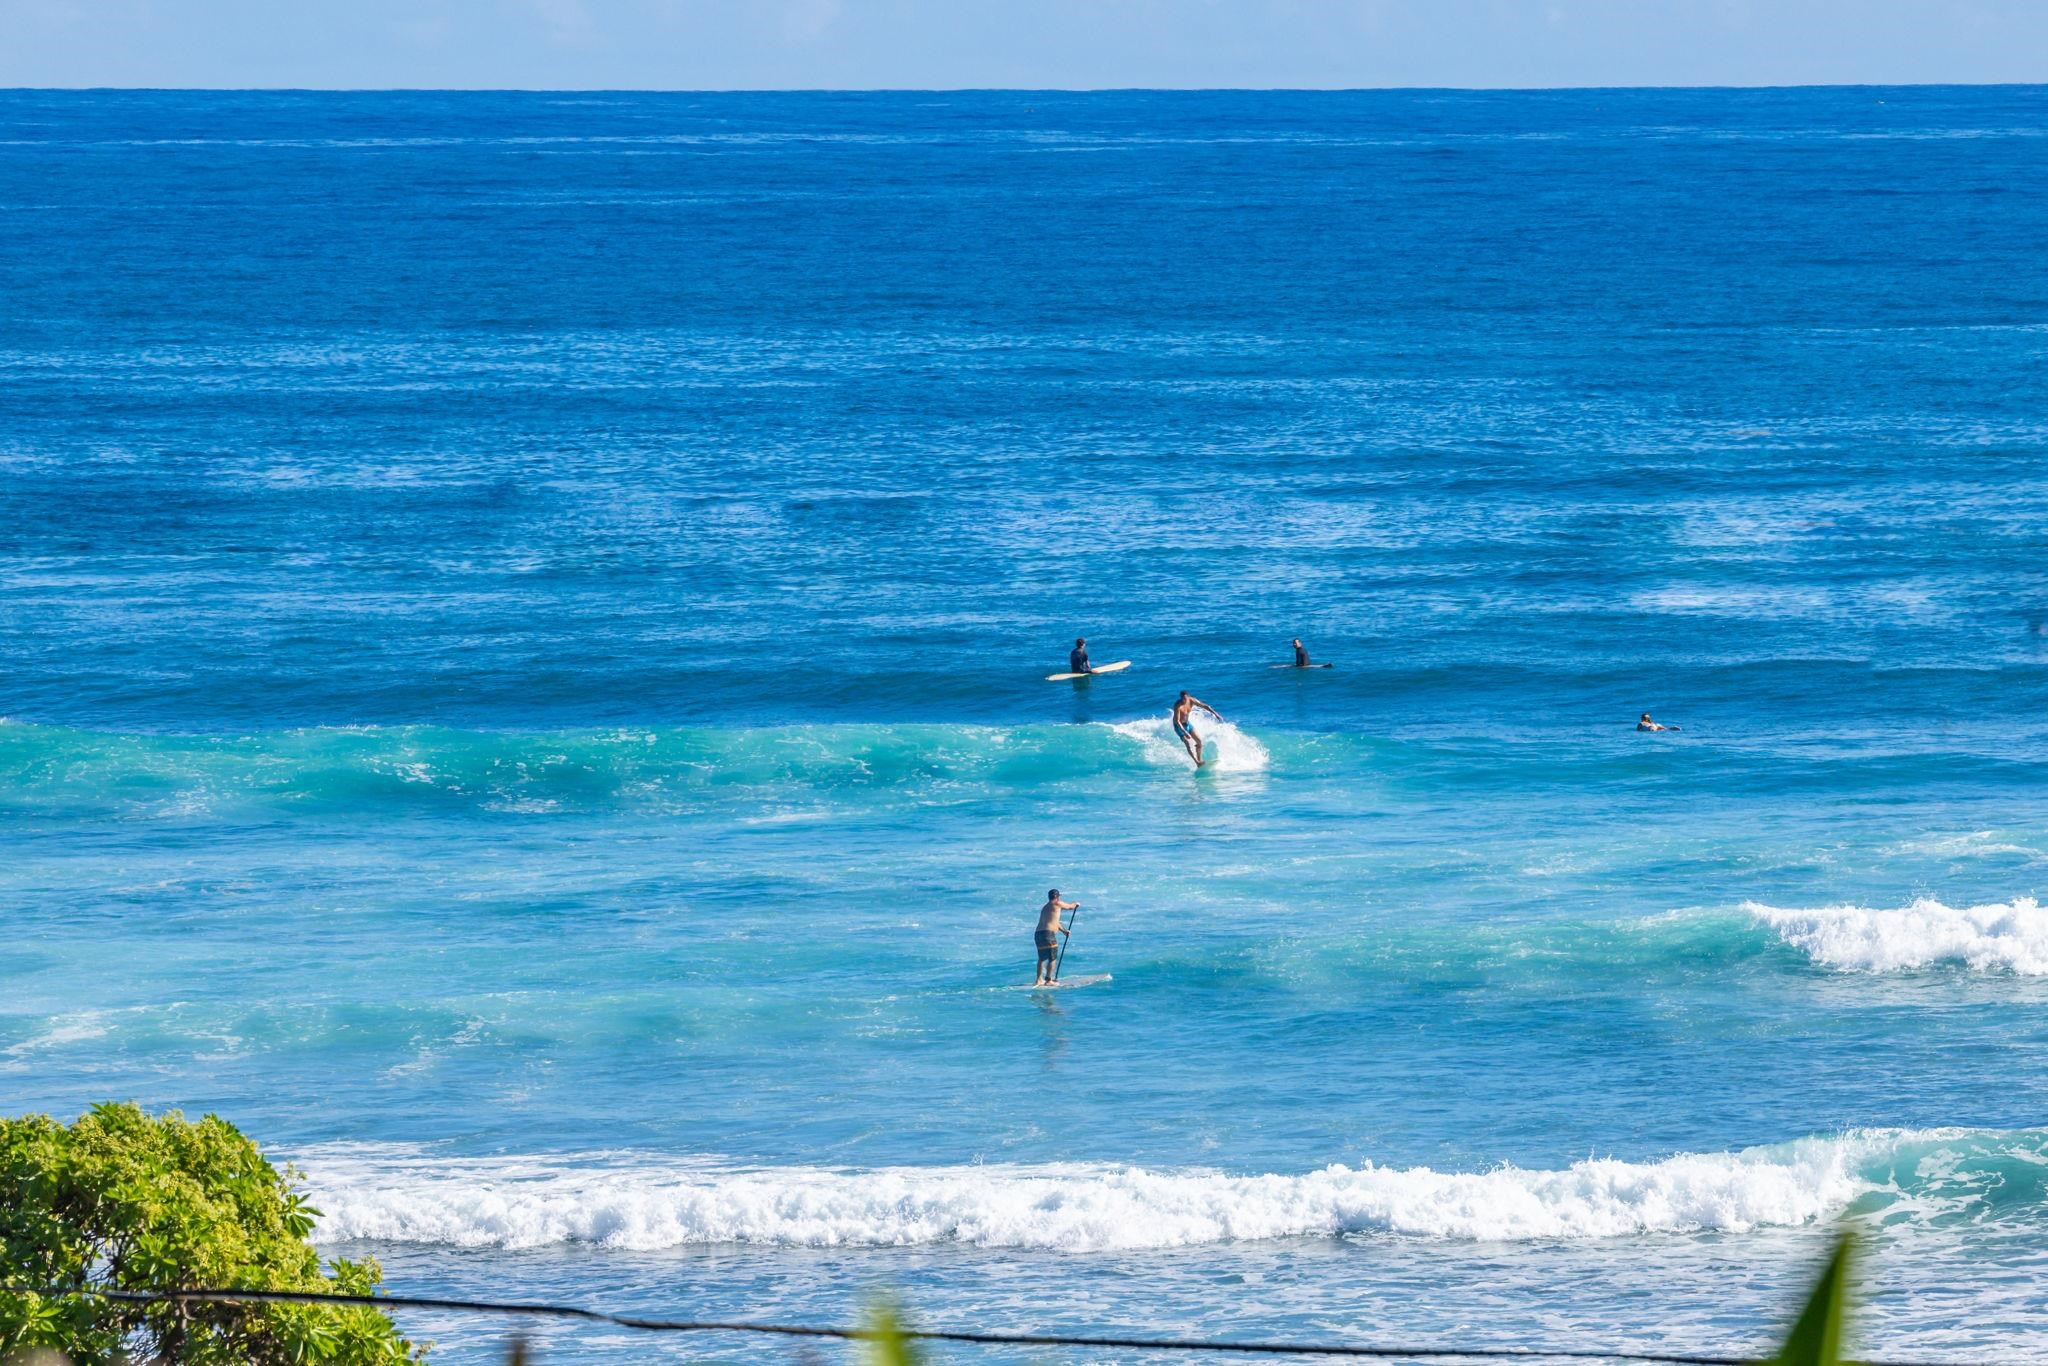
[1172,690,1224,766]
[1035,889,1079,986]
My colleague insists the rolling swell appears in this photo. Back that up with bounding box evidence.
[0,717,1275,818]
[8,706,2039,997]
[299,1128,2047,1252]
[5,715,2038,824]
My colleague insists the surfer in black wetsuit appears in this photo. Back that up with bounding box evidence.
[1036,889,1079,986]
[1070,638,1093,675]
[1292,638,1310,667]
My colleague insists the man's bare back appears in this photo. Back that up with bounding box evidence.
[1036,890,1078,986]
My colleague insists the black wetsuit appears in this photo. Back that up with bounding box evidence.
[1294,644,1310,667]
[1070,648,1090,674]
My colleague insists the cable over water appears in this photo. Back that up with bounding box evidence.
[4,1287,2011,1366]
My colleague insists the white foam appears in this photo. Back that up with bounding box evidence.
[1748,896,2048,974]
[1886,831,2043,861]
[298,1133,1888,1252]
[3,1011,111,1057]
[1106,716,1270,773]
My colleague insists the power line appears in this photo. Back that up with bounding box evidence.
[4,1286,2007,1366]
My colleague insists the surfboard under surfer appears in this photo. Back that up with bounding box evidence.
[1035,889,1079,986]
[1172,690,1223,766]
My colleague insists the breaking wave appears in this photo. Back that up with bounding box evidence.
[1105,716,1270,773]
[0,716,1283,819]
[299,1128,2040,1252]
[1749,897,2048,974]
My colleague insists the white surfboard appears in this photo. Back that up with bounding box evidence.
[1008,973,1113,991]
[1269,663,1334,669]
[1045,661,1131,681]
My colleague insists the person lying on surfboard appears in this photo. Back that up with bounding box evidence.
[1172,690,1223,766]
[1069,638,1094,675]
[1636,712,1681,732]
[1036,889,1079,986]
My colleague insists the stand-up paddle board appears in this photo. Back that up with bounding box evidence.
[1005,973,1113,991]
[1046,661,1131,681]
[1270,663,1335,669]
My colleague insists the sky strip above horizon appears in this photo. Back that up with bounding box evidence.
[2,0,2045,91]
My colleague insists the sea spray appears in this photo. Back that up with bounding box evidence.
[1105,716,1271,774]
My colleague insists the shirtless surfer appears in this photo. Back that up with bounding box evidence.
[1636,712,1681,732]
[1172,690,1223,766]
[1069,638,1094,675]
[1035,889,1079,986]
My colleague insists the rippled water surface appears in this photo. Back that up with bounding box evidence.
[5,88,2048,1363]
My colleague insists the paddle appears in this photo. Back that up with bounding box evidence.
[1054,904,1081,983]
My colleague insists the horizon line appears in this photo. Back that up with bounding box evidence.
[2,81,2044,95]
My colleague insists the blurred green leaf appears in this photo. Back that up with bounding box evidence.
[1769,1233,1854,1366]
[862,1297,924,1366]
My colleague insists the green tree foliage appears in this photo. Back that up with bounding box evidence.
[0,1103,419,1364]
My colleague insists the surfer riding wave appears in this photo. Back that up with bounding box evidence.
[1171,691,1224,767]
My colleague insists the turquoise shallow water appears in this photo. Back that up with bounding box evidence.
[5,87,2048,1361]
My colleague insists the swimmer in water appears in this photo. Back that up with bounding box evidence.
[1172,690,1224,765]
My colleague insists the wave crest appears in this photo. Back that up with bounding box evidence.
[1106,717,1270,773]
[0,717,1280,818]
[298,1129,2022,1252]
[1748,897,2048,974]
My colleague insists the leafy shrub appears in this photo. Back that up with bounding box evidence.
[0,1103,418,1364]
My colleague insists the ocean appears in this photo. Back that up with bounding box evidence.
[4,86,2048,1362]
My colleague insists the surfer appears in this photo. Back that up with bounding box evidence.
[1036,889,1079,986]
[1069,638,1094,675]
[1172,690,1224,766]
[1292,638,1310,667]
[1636,712,1680,732]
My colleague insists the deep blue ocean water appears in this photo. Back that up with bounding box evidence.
[5,87,2048,1362]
